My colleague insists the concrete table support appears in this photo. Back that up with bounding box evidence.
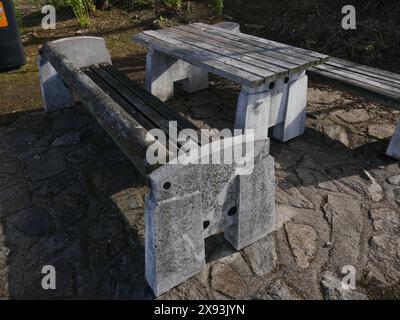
[145,48,208,102]
[235,71,308,142]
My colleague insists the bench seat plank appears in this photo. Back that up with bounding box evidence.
[312,64,400,95]
[308,61,400,110]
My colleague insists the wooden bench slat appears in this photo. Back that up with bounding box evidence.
[325,58,400,87]
[313,64,400,95]
[308,67,400,110]
[178,25,311,72]
[99,63,203,135]
[83,66,163,134]
[158,28,288,78]
[327,58,400,83]
[88,64,184,149]
[134,32,265,87]
[193,23,329,65]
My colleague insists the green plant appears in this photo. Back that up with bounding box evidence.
[214,0,223,15]
[15,7,24,34]
[66,0,95,27]
[163,0,181,10]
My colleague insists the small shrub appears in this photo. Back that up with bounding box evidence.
[214,0,223,15]
[163,0,181,10]
[66,0,95,27]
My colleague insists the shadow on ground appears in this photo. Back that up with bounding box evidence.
[0,106,153,299]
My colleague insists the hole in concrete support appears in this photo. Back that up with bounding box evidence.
[269,82,275,89]
[284,77,290,84]
[163,182,171,190]
[227,207,237,216]
[203,220,210,229]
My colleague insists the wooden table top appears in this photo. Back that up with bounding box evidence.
[133,23,329,88]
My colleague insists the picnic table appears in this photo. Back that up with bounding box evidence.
[133,23,329,142]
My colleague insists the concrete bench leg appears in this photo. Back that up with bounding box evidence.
[145,138,274,296]
[145,49,208,101]
[39,55,75,112]
[39,36,112,112]
[235,84,271,139]
[272,71,308,142]
[145,164,205,297]
[224,154,275,250]
[386,123,400,160]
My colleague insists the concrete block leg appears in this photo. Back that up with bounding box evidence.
[272,72,308,142]
[39,55,74,112]
[146,49,209,101]
[145,49,177,101]
[386,122,400,160]
[234,84,271,139]
[145,164,205,297]
[182,65,209,93]
[224,155,275,250]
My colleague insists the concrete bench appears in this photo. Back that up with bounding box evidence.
[308,57,400,160]
[38,36,275,296]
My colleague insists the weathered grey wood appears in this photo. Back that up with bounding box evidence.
[160,27,289,73]
[173,26,302,68]
[141,30,277,81]
[326,58,400,83]
[100,63,203,133]
[133,32,266,87]
[313,64,400,95]
[158,28,287,78]
[41,43,164,179]
[193,23,329,65]
[308,66,400,110]
[176,25,310,71]
[83,67,162,133]
[324,61,400,89]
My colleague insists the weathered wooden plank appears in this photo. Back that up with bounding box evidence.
[142,30,278,81]
[90,64,186,147]
[325,58,400,87]
[308,67,400,110]
[99,63,210,143]
[133,32,266,87]
[42,42,163,179]
[157,28,288,78]
[84,66,162,134]
[175,25,310,71]
[160,27,290,74]
[97,64,198,131]
[313,64,400,95]
[193,23,329,64]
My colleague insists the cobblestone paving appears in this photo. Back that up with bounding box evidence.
[0,75,399,299]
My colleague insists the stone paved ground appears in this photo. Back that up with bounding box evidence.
[0,71,399,299]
